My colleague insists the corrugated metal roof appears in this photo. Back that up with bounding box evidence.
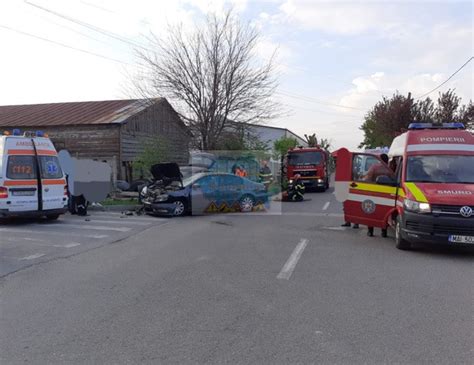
[0,99,158,127]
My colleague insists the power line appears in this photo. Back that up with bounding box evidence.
[80,0,115,14]
[279,101,364,119]
[36,13,113,47]
[415,56,474,99]
[276,90,366,111]
[0,24,131,65]
[24,0,148,50]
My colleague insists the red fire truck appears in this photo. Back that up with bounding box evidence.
[284,146,330,191]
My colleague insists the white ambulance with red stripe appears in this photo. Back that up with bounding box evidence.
[335,123,474,250]
[0,129,68,219]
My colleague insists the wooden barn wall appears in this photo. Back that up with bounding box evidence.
[8,125,121,160]
[121,101,191,165]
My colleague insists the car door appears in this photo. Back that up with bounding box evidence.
[217,175,243,210]
[190,175,219,214]
[336,150,397,228]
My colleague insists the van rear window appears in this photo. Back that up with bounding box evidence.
[7,156,36,179]
[6,156,63,180]
[39,156,63,179]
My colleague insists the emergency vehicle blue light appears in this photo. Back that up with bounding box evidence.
[442,122,465,129]
[408,123,432,130]
[35,130,44,137]
[12,128,21,136]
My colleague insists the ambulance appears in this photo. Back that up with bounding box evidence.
[0,129,68,219]
[335,123,474,250]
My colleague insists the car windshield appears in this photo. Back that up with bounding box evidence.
[288,152,322,166]
[406,155,474,183]
[182,173,207,187]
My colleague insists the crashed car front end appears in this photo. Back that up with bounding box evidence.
[141,185,178,216]
[140,163,187,216]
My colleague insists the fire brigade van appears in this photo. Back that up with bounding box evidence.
[0,129,68,219]
[335,123,474,250]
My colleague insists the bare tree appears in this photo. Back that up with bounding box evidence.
[134,11,279,150]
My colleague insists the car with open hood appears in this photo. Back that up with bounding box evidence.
[140,163,268,216]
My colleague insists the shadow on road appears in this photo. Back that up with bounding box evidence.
[408,244,474,260]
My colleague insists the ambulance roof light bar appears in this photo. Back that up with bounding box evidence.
[408,122,465,130]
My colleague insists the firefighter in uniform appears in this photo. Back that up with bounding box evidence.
[288,174,305,201]
[259,160,273,190]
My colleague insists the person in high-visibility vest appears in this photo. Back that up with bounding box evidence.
[288,174,305,201]
[235,165,248,178]
[259,160,273,189]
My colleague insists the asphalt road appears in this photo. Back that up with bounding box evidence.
[1,189,473,364]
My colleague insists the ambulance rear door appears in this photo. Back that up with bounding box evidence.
[3,137,39,212]
[33,138,66,211]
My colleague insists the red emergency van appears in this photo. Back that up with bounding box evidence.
[335,123,474,250]
[0,129,68,219]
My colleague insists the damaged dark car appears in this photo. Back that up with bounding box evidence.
[140,163,269,217]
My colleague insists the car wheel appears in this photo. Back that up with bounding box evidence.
[239,195,255,213]
[172,200,187,217]
[395,215,411,250]
[46,214,60,221]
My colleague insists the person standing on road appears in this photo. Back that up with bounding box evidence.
[259,160,273,190]
[364,153,392,237]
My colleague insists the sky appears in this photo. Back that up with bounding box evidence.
[0,0,472,150]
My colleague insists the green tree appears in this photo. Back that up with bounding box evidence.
[318,138,332,152]
[435,89,461,123]
[458,101,474,131]
[359,92,415,149]
[273,137,297,160]
[133,136,170,179]
[413,97,435,122]
[304,133,318,147]
[359,89,473,149]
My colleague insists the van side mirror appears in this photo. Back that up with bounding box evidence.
[376,175,397,186]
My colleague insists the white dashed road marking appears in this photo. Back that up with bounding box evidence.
[19,253,45,260]
[0,228,108,239]
[322,202,330,211]
[49,224,131,232]
[277,238,309,280]
[73,219,150,226]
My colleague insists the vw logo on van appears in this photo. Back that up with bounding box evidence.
[459,206,473,218]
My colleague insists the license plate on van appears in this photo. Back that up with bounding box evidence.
[12,190,35,196]
[448,235,474,244]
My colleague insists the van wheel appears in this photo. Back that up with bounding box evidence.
[46,214,60,221]
[395,216,411,250]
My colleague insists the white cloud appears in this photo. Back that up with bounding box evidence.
[276,0,404,35]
